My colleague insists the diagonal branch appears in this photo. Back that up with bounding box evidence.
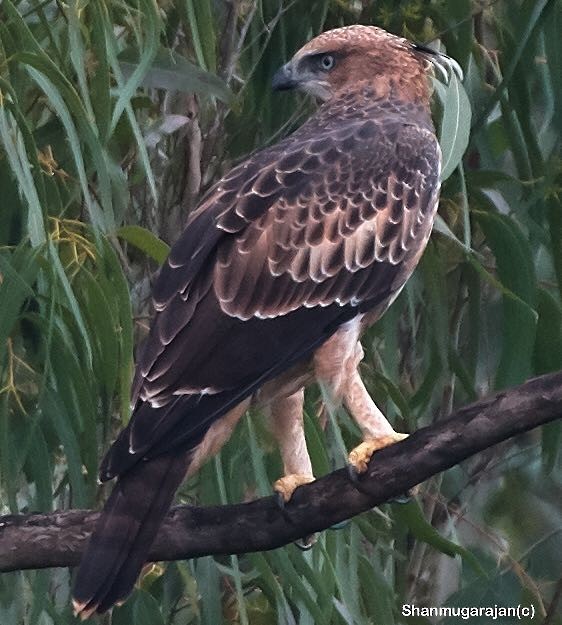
[2,370,562,573]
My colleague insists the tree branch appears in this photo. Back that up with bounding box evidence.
[2,371,562,573]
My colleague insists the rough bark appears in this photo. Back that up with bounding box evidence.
[1,370,562,573]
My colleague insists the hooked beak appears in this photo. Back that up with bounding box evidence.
[272,62,299,91]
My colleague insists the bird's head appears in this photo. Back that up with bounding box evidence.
[272,25,461,104]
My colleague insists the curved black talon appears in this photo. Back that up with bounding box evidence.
[295,534,317,550]
[273,491,296,525]
[275,490,286,510]
[346,463,361,484]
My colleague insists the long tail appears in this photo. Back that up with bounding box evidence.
[72,449,189,618]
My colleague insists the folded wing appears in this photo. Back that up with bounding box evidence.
[102,108,440,480]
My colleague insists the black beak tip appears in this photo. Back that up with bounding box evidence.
[272,64,296,91]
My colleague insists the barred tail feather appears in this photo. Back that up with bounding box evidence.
[72,450,189,618]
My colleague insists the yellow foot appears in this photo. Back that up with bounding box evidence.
[273,474,315,503]
[348,432,409,474]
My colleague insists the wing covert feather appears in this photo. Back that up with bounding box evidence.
[214,120,439,320]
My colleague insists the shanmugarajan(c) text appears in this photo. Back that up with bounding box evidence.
[401,604,536,620]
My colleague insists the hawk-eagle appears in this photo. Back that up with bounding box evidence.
[73,24,456,616]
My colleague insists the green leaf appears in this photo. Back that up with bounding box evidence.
[101,16,158,203]
[465,169,518,188]
[89,2,112,142]
[97,238,133,424]
[48,241,93,367]
[116,225,170,264]
[26,426,53,511]
[132,590,166,625]
[544,1,562,133]
[0,395,18,512]
[392,501,485,575]
[269,549,329,625]
[250,554,296,624]
[420,243,449,369]
[42,389,87,508]
[533,289,562,472]
[3,1,115,229]
[0,246,41,364]
[25,65,108,233]
[472,0,552,131]
[358,557,395,625]
[438,71,472,181]
[186,0,217,73]
[474,210,538,388]
[433,214,471,252]
[533,288,562,375]
[77,268,120,403]
[195,557,223,625]
[0,97,46,247]
[67,2,94,122]
[442,0,473,68]
[110,0,161,132]
[546,194,562,302]
[119,48,232,103]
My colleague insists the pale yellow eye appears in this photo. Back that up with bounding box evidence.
[321,54,335,70]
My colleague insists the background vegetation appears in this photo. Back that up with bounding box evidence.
[0,0,561,623]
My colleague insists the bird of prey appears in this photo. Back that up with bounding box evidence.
[73,24,458,616]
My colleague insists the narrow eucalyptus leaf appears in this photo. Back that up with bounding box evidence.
[392,501,485,575]
[116,225,170,265]
[439,72,471,181]
[119,48,232,103]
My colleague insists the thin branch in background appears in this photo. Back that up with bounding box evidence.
[222,1,259,85]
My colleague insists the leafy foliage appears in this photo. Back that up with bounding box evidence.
[0,1,561,624]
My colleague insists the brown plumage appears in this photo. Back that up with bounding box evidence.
[73,25,452,616]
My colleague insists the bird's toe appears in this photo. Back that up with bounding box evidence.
[273,474,315,504]
[347,432,409,475]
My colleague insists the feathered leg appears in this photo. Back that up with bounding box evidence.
[313,320,407,475]
[342,342,407,473]
[343,364,408,474]
[267,388,315,503]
